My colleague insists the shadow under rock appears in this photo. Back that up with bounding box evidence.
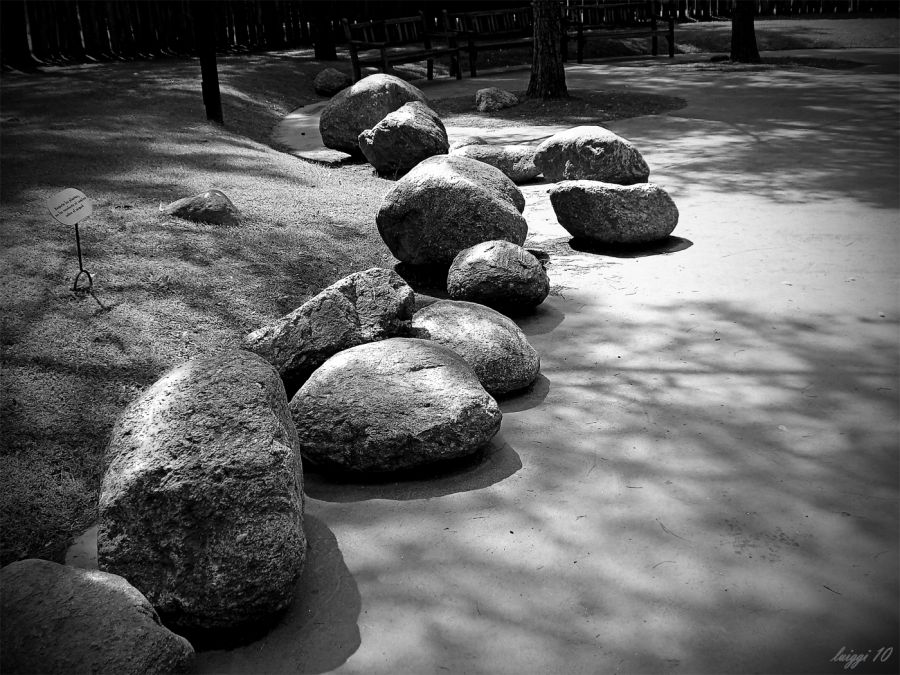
[303,433,522,503]
[568,235,693,258]
[394,261,452,295]
[194,514,361,675]
[497,373,550,413]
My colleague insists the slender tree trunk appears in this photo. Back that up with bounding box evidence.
[730,0,761,63]
[191,1,223,124]
[526,0,568,100]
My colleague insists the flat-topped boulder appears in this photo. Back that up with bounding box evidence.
[549,180,679,244]
[450,143,541,184]
[320,74,428,155]
[160,188,240,226]
[534,126,650,184]
[98,349,306,634]
[358,101,449,176]
[377,154,527,265]
[1,559,195,675]
[243,267,414,395]
[412,300,540,396]
[447,240,549,312]
[290,338,501,473]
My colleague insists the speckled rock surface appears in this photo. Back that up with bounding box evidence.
[160,189,240,226]
[475,87,520,112]
[549,180,679,244]
[319,74,428,155]
[1,559,195,675]
[450,144,541,184]
[243,267,415,395]
[412,300,540,396]
[447,240,549,312]
[98,349,305,634]
[534,126,650,184]
[290,338,501,472]
[377,155,527,265]
[358,101,449,175]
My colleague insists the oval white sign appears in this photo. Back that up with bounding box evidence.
[46,188,92,226]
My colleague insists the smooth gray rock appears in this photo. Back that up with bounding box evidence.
[450,143,541,184]
[98,350,305,634]
[376,155,527,265]
[447,240,549,312]
[314,67,352,97]
[290,338,501,472]
[160,189,240,226]
[1,559,195,675]
[475,87,519,112]
[319,74,428,155]
[533,126,650,184]
[412,300,540,396]
[358,101,449,176]
[549,180,679,244]
[243,267,414,395]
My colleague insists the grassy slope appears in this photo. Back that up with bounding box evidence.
[1,17,897,565]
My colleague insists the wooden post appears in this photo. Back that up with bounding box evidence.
[191,1,223,124]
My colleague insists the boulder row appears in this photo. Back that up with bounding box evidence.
[412,300,540,396]
[533,125,650,184]
[377,154,528,265]
[319,74,428,155]
[447,240,549,312]
[1,559,195,675]
[290,338,501,473]
[98,350,306,634]
[160,189,240,226]
[358,101,449,176]
[243,267,414,395]
[450,143,541,184]
[549,180,679,244]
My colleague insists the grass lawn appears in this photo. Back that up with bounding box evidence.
[1,16,896,566]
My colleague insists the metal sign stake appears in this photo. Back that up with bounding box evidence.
[72,221,93,292]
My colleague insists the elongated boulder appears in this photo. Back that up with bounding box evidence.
[160,189,240,226]
[549,180,679,244]
[243,267,415,395]
[358,101,449,176]
[533,126,650,184]
[290,338,501,472]
[98,350,306,634]
[450,144,541,184]
[447,240,549,312]
[377,155,527,265]
[412,300,540,396]
[320,74,428,155]
[1,559,195,675]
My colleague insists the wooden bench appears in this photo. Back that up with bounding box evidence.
[442,6,534,78]
[342,13,462,83]
[563,1,675,63]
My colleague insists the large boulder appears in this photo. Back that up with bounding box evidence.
[319,74,428,155]
[450,143,541,184]
[411,300,540,396]
[314,67,352,97]
[533,126,650,184]
[376,155,528,265]
[358,101,449,176]
[290,338,501,473]
[98,350,306,634]
[549,180,679,244]
[447,240,549,312]
[1,559,195,675]
[160,189,240,226]
[243,267,414,395]
[475,87,519,112]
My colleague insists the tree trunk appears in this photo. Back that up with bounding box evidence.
[526,0,568,100]
[191,1,223,124]
[730,0,761,63]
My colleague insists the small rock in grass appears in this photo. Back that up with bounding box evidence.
[160,188,240,226]
[476,87,519,112]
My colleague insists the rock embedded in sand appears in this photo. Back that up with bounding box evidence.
[98,349,306,634]
[534,125,650,184]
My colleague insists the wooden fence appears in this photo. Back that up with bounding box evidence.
[1,0,895,69]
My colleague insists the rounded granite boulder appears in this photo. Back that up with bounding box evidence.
[449,143,541,184]
[533,125,650,184]
[290,338,501,473]
[358,101,449,176]
[447,240,549,312]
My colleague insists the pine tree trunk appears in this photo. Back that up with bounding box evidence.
[526,0,568,100]
[730,0,761,63]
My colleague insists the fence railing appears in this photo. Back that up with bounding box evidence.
[1,0,895,69]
